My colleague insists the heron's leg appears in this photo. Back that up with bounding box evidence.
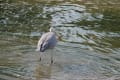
[39,52,42,61]
[51,58,53,64]
[50,49,54,64]
[39,57,41,61]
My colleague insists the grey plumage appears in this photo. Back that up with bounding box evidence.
[36,27,57,63]
[37,32,57,52]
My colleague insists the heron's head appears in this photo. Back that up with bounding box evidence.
[49,27,55,32]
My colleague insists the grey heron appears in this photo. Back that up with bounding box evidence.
[36,27,57,63]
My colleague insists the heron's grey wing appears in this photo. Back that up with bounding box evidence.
[36,33,48,51]
[36,32,57,52]
[40,32,57,52]
[40,32,55,52]
[44,32,57,48]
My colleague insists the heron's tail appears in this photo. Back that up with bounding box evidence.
[40,42,49,52]
[35,46,45,52]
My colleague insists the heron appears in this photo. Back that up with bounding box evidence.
[36,27,57,64]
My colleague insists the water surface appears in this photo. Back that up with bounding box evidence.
[0,0,120,80]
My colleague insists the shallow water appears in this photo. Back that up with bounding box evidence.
[0,0,120,80]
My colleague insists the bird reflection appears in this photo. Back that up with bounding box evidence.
[34,63,52,80]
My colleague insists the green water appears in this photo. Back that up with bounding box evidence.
[0,0,120,80]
